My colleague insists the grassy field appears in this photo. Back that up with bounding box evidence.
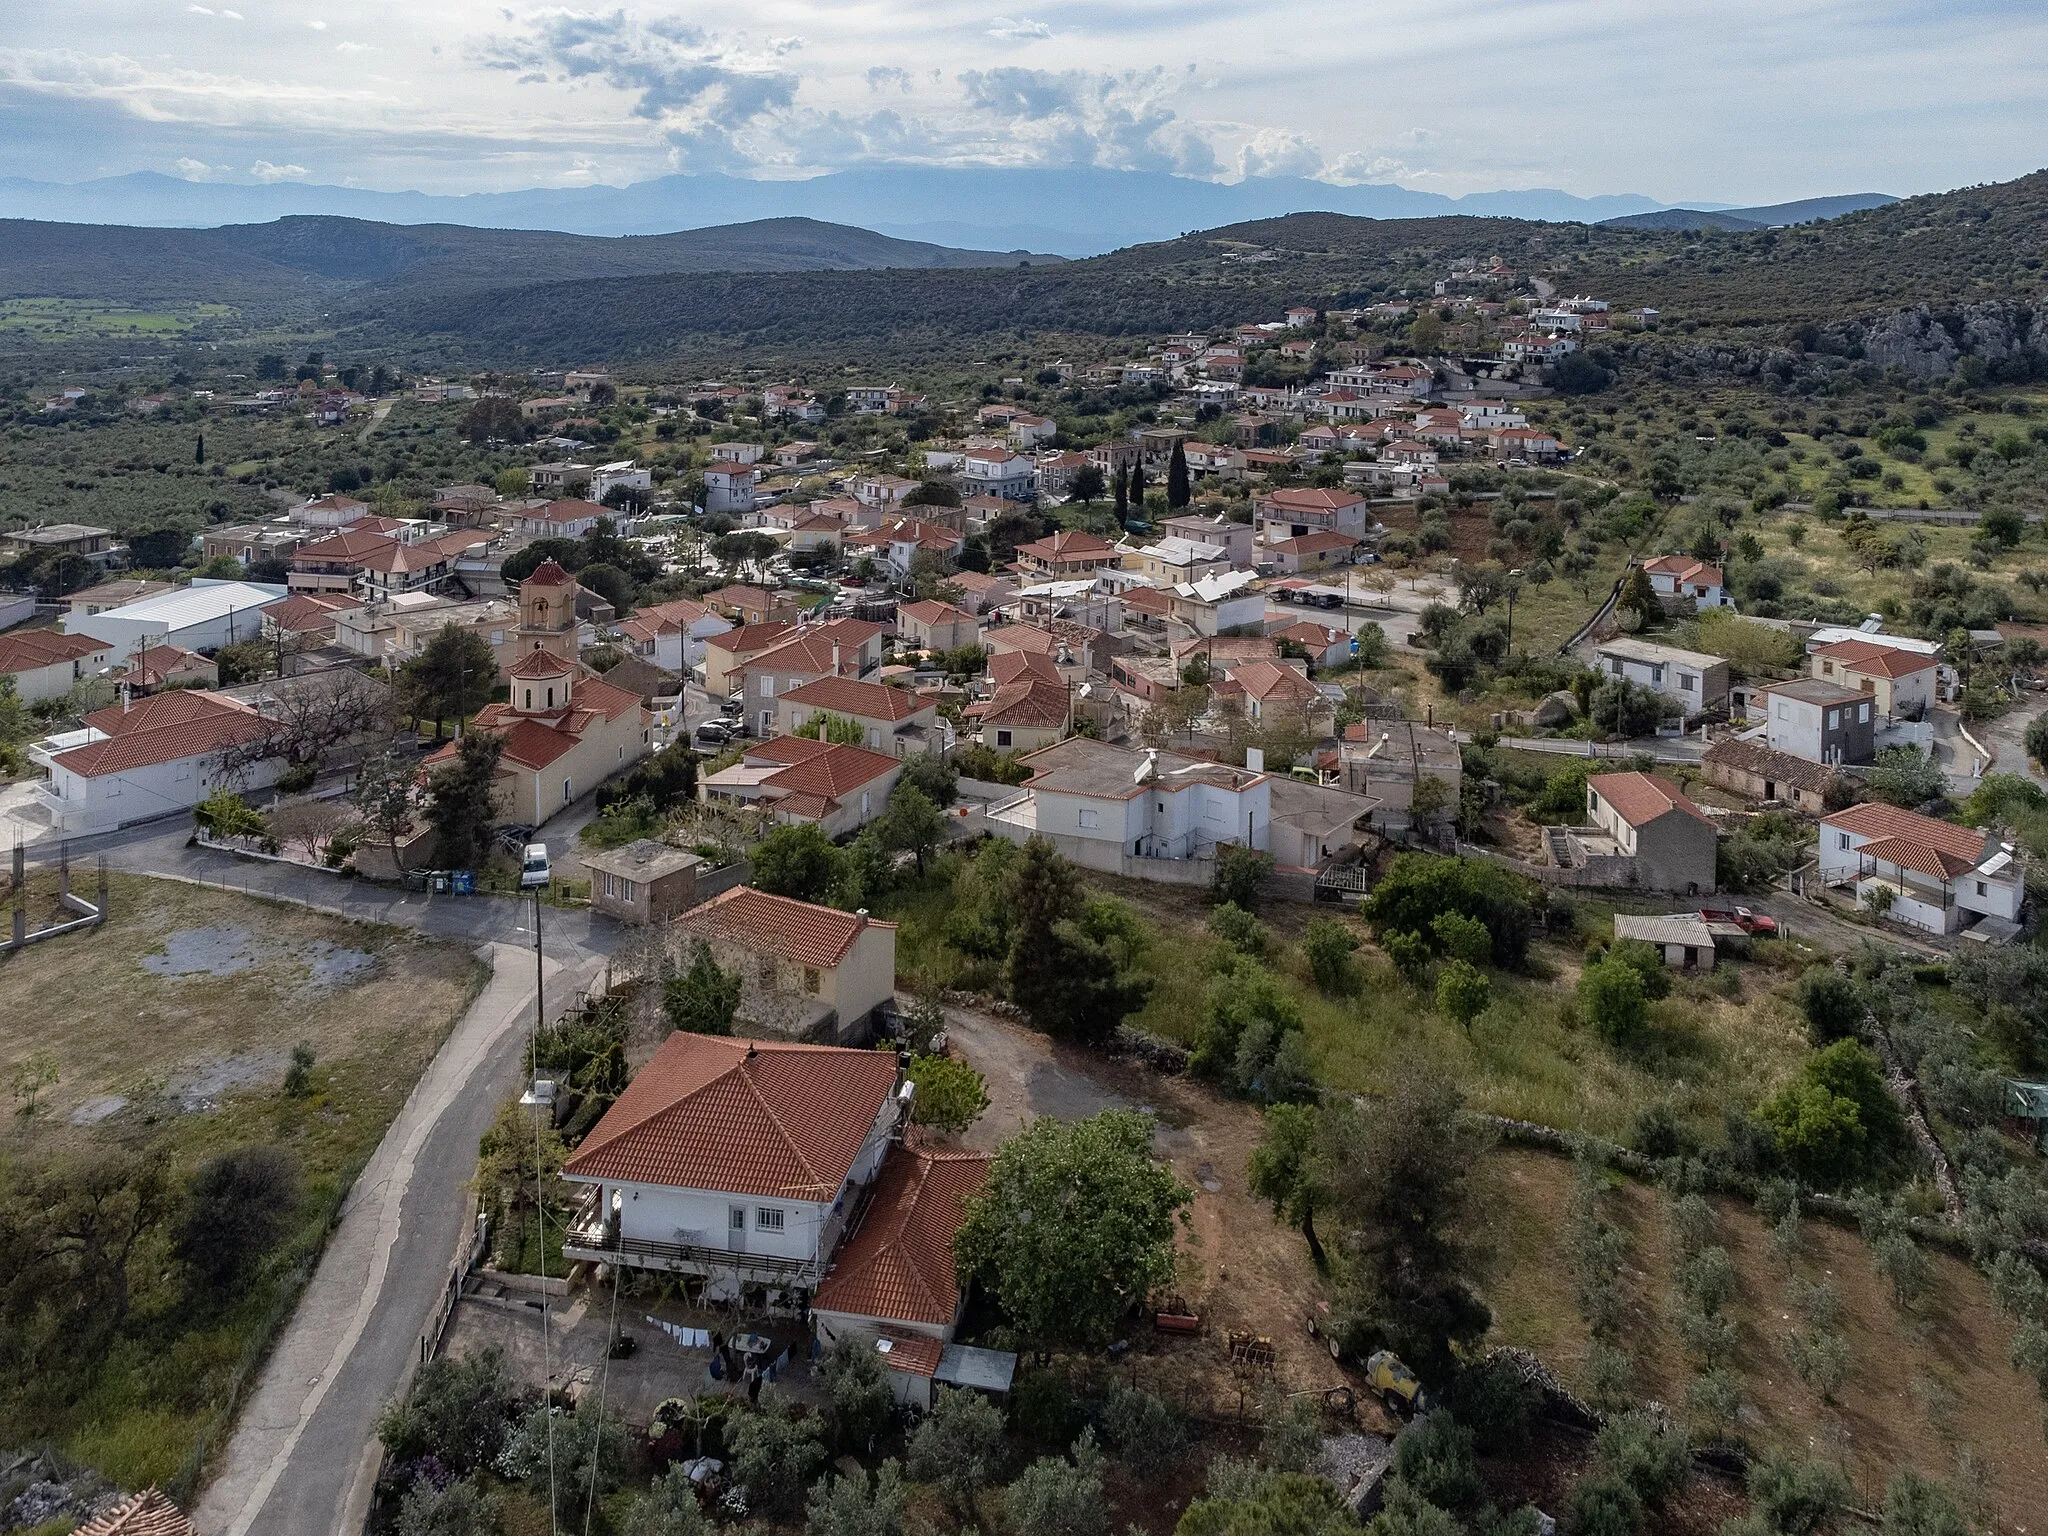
[0,871,486,1490]
[0,298,236,338]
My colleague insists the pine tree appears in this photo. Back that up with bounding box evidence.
[195,432,205,465]
[1130,464,1149,507]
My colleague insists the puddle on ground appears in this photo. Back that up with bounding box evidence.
[141,925,259,977]
[139,927,377,992]
[167,1049,288,1111]
[69,1094,127,1125]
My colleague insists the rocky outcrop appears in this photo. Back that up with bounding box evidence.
[1635,299,2047,387]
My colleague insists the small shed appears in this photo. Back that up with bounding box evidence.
[935,1343,1019,1398]
[582,839,706,924]
[2004,1080,2048,1153]
[1613,913,1718,971]
[872,1329,944,1410]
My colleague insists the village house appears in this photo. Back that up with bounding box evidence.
[288,494,371,530]
[698,735,903,838]
[67,579,177,618]
[1329,720,1463,827]
[502,497,612,539]
[1033,450,1094,499]
[737,619,889,738]
[616,597,733,673]
[844,518,965,581]
[984,620,1099,676]
[30,688,281,834]
[1642,555,1731,611]
[959,447,1036,501]
[895,600,978,654]
[704,461,762,515]
[701,621,799,696]
[1591,637,1730,716]
[1170,570,1265,637]
[943,570,1018,616]
[259,591,362,649]
[1212,659,1325,725]
[1810,637,1937,720]
[1255,487,1372,544]
[1118,535,1229,586]
[0,629,117,703]
[201,524,307,568]
[709,443,766,464]
[705,585,803,627]
[109,644,217,695]
[1818,801,2024,936]
[583,839,711,925]
[1273,620,1354,669]
[1488,426,1563,461]
[1700,738,1843,814]
[965,651,1070,753]
[1266,531,1360,573]
[1551,772,1718,896]
[774,675,947,759]
[560,1031,907,1292]
[1763,678,1875,766]
[1014,529,1122,580]
[850,473,921,513]
[1162,512,1257,568]
[811,1144,995,1408]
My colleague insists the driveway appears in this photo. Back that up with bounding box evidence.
[946,1005,1134,1150]
[1967,691,2048,792]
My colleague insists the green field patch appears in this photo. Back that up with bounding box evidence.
[0,297,237,337]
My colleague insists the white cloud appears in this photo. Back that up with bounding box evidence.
[1237,127,1322,179]
[307,19,327,31]
[185,5,213,14]
[175,155,212,178]
[220,8,242,18]
[988,17,1053,42]
[250,159,308,181]
[336,42,371,53]
[958,67,1219,176]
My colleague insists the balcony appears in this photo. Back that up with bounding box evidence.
[562,1187,822,1285]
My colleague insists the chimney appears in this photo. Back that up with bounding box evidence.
[854,907,869,929]
[832,642,842,673]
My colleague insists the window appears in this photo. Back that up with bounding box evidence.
[563,778,573,804]
[1827,710,1838,729]
[1078,808,1099,829]
[803,968,820,994]
[755,1208,785,1232]
[1680,673,1695,692]
[1858,703,1870,722]
[1976,881,1987,897]
[1837,831,1852,851]
[730,1208,747,1230]
[546,686,555,708]
[996,729,1013,747]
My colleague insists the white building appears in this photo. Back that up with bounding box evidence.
[0,629,117,704]
[29,688,282,834]
[589,460,651,501]
[960,448,1036,501]
[62,579,287,655]
[704,462,761,515]
[988,736,1273,871]
[1170,570,1266,637]
[1818,801,2023,936]
[1591,637,1730,714]
[1641,555,1731,611]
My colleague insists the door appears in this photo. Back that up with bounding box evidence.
[727,1205,747,1254]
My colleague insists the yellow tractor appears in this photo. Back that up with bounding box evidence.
[1364,1350,1428,1416]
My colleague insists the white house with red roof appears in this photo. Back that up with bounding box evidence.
[736,618,889,738]
[615,597,732,673]
[501,497,612,540]
[1810,637,1937,720]
[960,447,1036,501]
[704,461,762,515]
[560,1031,908,1295]
[895,599,978,654]
[1818,802,2022,935]
[0,628,117,703]
[31,689,278,834]
[1254,487,1371,543]
[1642,555,1731,611]
[1273,621,1354,669]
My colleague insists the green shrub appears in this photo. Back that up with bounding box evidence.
[1579,957,1649,1046]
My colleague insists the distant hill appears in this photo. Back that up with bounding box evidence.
[346,170,2048,366]
[1601,192,1898,232]
[0,167,1684,257]
[0,215,1060,311]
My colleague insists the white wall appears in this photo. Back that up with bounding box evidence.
[39,749,284,834]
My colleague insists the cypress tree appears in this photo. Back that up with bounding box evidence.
[1113,465,1129,519]
[1166,440,1190,509]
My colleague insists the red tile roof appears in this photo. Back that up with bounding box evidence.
[1812,638,1938,678]
[523,558,575,588]
[1822,801,1987,871]
[778,675,925,722]
[1275,621,1348,651]
[761,740,901,799]
[261,592,359,631]
[510,647,576,679]
[898,600,975,628]
[1587,771,1712,828]
[74,1489,197,1536]
[679,884,896,970]
[1263,487,1366,512]
[0,628,112,674]
[532,498,610,523]
[57,691,265,778]
[1225,659,1319,701]
[967,676,1070,729]
[1269,531,1360,555]
[815,1146,990,1326]
[563,1031,900,1198]
[711,621,799,657]
[871,1329,944,1377]
[1016,529,1117,562]
[1856,834,1981,881]
[989,649,1062,686]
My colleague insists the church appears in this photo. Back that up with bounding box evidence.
[429,558,652,827]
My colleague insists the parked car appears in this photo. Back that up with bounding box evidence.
[518,843,551,890]
[694,720,733,749]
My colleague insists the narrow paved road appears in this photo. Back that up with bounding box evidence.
[65,829,625,1536]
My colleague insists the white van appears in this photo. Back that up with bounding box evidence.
[519,843,551,890]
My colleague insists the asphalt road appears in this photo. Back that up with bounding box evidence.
[63,829,626,1536]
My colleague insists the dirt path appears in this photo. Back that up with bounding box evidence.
[356,399,394,444]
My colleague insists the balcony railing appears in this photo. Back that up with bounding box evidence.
[564,1198,821,1282]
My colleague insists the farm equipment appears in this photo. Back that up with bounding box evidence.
[1154,1296,1202,1335]
[1364,1350,1428,1415]
[1227,1330,1277,1371]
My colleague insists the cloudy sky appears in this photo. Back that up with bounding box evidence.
[1,0,2043,201]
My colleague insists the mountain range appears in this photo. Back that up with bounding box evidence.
[1600,193,1898,232]
[0,167,1726,256]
